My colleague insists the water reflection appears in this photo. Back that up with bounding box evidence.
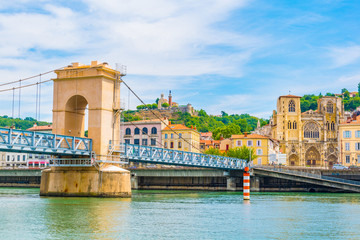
[42,197,131,239]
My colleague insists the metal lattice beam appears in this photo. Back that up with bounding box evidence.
[122,143,246,170]
[0,127,92,156]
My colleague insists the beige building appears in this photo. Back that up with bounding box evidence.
[162,124,200,153]
[339,115,360,167]
[231,134,271,165]
[270,95,344,167]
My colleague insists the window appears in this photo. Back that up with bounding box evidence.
[236,140,242,146]
[258,158,262,165]
[288,121,292,129]
[151,138,156,146]
[7,156,9,161]
[304,122,320,139]
[134,139,140,145]
[17,155,20,161]
[164,142,168,148]
[331,122,335,131]
[257,149,263,155]
[165,134,168,139]
[256,140,261,146]
[170,142,174,148]
[179,133,182,138]
[327,101,333,113]
[326,122,330,131]
[23,155,26,161]
[356,131,360,138]
[346,155,350,164]
[142,139,148,146]
[125,128,131,135]
[356,142,360,151]
[247,140,253,146]
[125,139,130,144]
[171,133,174,139]
[293,121,297,129]
[288,100,295,112]
[142,127,148,135]
[134,128,140,135]
[358,155,360,163]
[151,127,157,135]
[178,142,182,148]
[343,131,351,138]
[345,142,350,151]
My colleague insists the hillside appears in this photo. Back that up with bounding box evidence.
[301,91,360,112]
[123,109,268,140]
[0,116,51,130]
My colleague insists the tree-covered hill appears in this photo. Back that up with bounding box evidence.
[0,116,51,130]
[123,109,268,140]
[301,89,360,113]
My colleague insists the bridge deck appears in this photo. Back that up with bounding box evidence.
[253,166,360,192]
[0,127,92,156]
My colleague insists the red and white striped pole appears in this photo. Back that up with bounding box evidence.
[243,166,250,200]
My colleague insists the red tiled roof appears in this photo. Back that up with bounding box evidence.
[201,132,212,137]
[163,124,197,131]
[27,125,52,131]
[231,134,269,139]
[200,140,220,145]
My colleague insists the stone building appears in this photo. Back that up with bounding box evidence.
[270,95,344,167]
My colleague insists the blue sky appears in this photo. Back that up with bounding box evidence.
[0,0,359,121]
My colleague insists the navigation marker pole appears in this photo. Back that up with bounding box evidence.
[243,166,250,200]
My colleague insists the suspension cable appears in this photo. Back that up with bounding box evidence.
[0,67,65,88]
[39,74,41,120]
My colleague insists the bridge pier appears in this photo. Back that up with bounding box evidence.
[40,165,131,197]
[131,173,139,190]
[226,177,237,191]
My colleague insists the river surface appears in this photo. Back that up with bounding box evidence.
[0,188,359,240]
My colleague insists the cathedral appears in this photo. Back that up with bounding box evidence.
[270,95,344,167]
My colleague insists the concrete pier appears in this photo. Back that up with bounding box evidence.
[40,165,131,197]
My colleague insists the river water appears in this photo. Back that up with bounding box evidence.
[0,188,359,240]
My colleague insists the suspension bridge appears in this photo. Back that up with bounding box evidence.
[0,61,247,197]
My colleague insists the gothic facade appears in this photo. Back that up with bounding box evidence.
[270,95,344,167]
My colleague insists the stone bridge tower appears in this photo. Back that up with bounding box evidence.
[40,61,131,198]
[52,61,122,156]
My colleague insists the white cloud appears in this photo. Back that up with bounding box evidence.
[328,45,360,68]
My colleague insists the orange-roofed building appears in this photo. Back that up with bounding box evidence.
[339,114,360,167]
[200,132,213,140]
[200,139,220,152]
[162,123,200,153]
[27,124,52,133]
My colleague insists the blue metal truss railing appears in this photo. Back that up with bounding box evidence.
[122,143,247,170]
[0,127,92,156]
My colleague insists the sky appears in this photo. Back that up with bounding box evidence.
[0,0,359,121]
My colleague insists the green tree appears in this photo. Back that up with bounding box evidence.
[204,148,223,156]
[162,102,169,108]
[155,98,159,105]
[152,103,158,109]
[225,146,257,162]
[221,111,228,117]
[342,88,348,94]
